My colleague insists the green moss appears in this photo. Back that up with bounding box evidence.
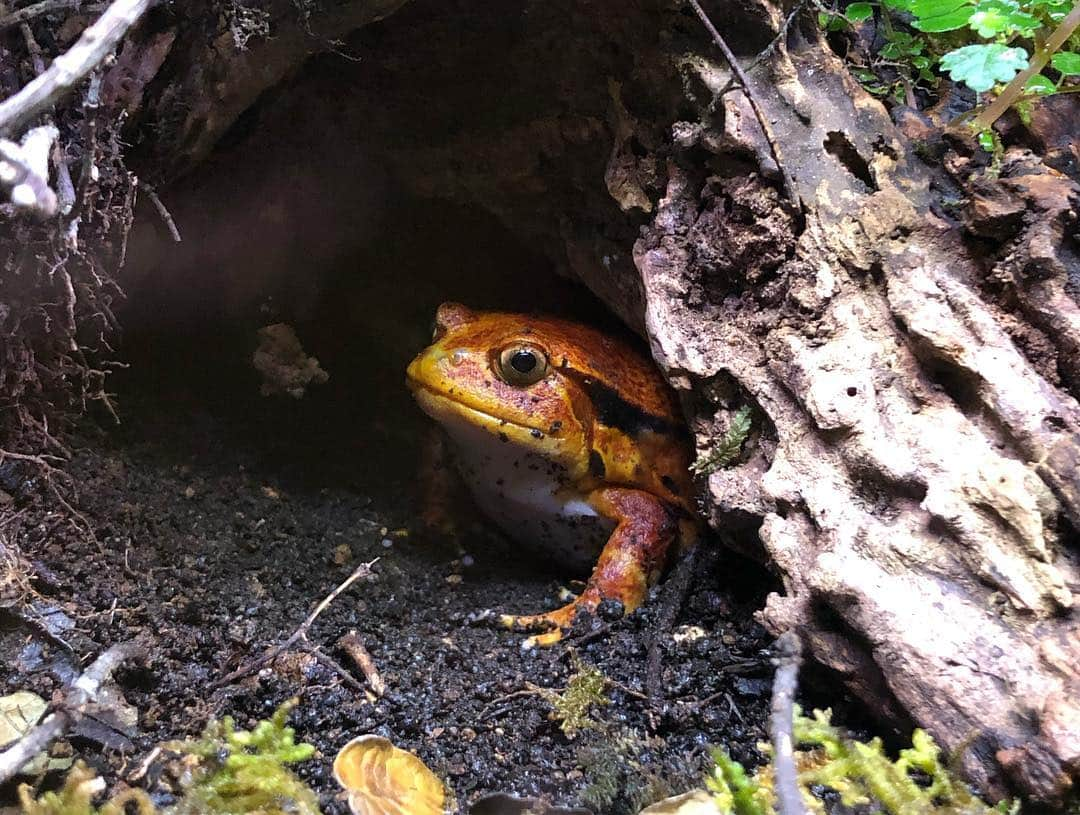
[166,698,319,815]
[578,729,673,815]
[18,762,155,815]
[705,709,1014,815]
[691,406,753,476]
[19,700,320,815]
[706,748,770,815]
[537,658,610,738]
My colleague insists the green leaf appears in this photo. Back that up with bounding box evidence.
[911,0,974,31]
[1052,51,1080,75]
[967,0,1041,35]
[977,130,997,151]
[940,43,1029,91]
[1024,74,1056,94]
[1030,0,1073,19]
[819,9,851,28]
[881,0,915,10]
[847,2,875,20]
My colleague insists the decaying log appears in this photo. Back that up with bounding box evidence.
[630,19,1079,803]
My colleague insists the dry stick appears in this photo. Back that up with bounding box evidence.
[0,0,80,32]
[646,543,699,702]
[337,629,385,696]
[0,639,145,785]
[300,642,368,694]
[686,0,800,208]
[211,559,378,688]
[971,1,1080,132]
[0,0,155,135]
[770,631,807,815]
[137,180,181,242]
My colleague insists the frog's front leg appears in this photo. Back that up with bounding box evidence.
[416,428,470,538]
[502,487,677,647]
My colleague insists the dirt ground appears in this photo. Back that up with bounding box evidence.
[0,247,784,813]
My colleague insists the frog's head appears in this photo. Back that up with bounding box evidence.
[406,302,592,477]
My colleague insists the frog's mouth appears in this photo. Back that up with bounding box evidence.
[406,379,544,438]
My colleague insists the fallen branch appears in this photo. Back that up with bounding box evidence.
[0,639,146,785]
[337,629,385,696]
[770,631,806,815]
[685,0,800,208]
[0,0,155,136]
[212,558,377,688]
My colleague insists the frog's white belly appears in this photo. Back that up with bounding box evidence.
[441,422,613,574]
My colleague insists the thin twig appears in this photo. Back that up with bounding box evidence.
[478,688,543,722]
[0,639,146,785]
[718,0,811,96]
[212,559,377,688]
[770,631,807,815]
[137,180,181,242]
[0,0,155,135]
[686,0,800,207]
[20,23,47,76]
[300,641,368,694]
[646,543,699,701]
[336,629,385,696]
[55,151,76,214]
[0,0,80,33]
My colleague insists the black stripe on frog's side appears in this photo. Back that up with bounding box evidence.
[572,373,682,438]
[588,449,606,478]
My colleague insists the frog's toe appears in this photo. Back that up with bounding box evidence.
[522,629,565,649]
[557,586,578,603]
[500,606,580,648]
[499,611,561,632]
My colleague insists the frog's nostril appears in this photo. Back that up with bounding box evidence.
[451,349,467,367]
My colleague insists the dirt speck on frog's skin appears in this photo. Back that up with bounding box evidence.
[406,301,700,646]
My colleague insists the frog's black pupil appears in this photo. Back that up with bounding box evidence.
[510,350,537,374]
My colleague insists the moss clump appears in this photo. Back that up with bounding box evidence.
[18,762,155,815]
[578,729,673,815]
[19,700,320,815]
[706,709,1014,815]
[165,698,319,815]
[691,406,753,476]
[536,658,610,738]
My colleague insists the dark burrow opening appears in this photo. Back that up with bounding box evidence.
[0,1,813,813]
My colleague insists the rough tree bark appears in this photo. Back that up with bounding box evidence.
[623,21,1080,804]
[4,0,1076,804]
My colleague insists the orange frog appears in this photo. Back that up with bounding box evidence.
[406,302,698,646]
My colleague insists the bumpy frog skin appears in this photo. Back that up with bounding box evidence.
[406,302,697,646]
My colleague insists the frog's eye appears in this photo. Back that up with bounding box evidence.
[497,344,549,386]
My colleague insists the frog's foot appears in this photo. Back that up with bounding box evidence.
[501,488,678,648]
[500,604,582,647]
